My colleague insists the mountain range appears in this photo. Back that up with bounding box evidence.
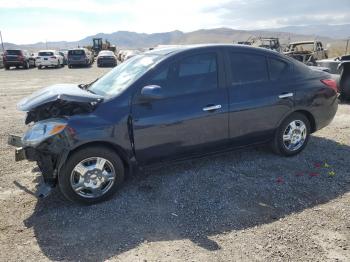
[3,24,349,51]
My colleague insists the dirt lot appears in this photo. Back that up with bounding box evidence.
[0,64,349,262]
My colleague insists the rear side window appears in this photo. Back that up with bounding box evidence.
[38,52,54,56]
[229,53,268,84]
[149,53,218,97]
[178,54,217,77]
[268,58,290,80]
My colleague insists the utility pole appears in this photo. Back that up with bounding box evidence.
[345,38,349,55]
[0,30,5,53]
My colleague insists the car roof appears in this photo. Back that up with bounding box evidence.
[146,43,281,56]
[38,50,56,52]
[289,41,316,45]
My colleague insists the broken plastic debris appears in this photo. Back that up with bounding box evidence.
[309,173,320,177]
[324,162,330,168]
[328,171,336,177]
[313,162,322,168]
[276,177,284,184]
[171,213,178,217]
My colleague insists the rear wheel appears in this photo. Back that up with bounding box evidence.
[340,70,350,100]
[272,113,310,156]
[5,66,10,70]
[24,61,29,69]
[59,146,125,204]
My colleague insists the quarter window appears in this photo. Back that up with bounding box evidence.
[229,53,268,84]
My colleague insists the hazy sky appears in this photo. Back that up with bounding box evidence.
[1,0,350,44]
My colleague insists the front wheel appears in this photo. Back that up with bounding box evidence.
[271,113,310,156]
[58,146,125,204]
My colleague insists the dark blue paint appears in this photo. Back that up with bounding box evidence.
[21,45,339,180]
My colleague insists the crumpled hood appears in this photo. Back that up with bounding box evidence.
[17,84,103,111]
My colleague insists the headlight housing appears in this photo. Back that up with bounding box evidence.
[22,119,67,146]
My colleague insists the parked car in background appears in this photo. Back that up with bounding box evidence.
[0,53,3,68]
[284,41,328,65]
[3,49,35,70]
[36,50,64,69]
[251,37,282,52]
[123,50,141,61]
[97,50,117,67]
[8,44,338,204]
[67,48,93,68]
[59,51,68,65]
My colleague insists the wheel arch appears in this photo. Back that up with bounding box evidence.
[61,141,132,177]
[284,110,316,133]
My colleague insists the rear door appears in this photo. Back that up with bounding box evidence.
[225,49,294,144]
[132,50,229,163]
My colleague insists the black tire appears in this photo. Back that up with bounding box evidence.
[271,112,311,156]
[38,65,42,69]
[58,146,125,204]
[24,61,29,69]
[68,64,72,68]
[340,72,350,100]
[5,66,10,70]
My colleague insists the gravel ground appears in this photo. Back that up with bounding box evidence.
[0,65,349,262]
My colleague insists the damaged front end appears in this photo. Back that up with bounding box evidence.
[8,84,103,198]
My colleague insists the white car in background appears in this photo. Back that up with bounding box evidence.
[123,50,141,61]
[36,50,64,69]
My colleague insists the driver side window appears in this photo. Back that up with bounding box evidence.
[147,53,218,98]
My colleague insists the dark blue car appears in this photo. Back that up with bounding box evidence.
[8,44,338,204]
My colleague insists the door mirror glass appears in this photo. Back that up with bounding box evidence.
[140,85,163,100]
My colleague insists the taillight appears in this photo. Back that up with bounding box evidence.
[51,56,56,59]
[321,79,338,93]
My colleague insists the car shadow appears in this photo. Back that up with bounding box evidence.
[4,67,36,71]
[24,136,350,261]
[68,65,93,69]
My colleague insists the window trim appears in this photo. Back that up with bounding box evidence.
[140,51,221,99]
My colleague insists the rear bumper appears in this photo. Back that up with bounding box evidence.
[68,60,88,65]
[37,60,58,66]
[4,61,25,66]
[97,59,116,65]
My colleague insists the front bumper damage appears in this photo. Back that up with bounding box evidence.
[8,134,57,198]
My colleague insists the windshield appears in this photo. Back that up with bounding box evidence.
[68,50,85,55]
[89,54,163,97]
[6,50,22,55]
[38,51,54,56]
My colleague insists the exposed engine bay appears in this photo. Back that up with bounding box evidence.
[16,83,103,124]
[24,100,98,124]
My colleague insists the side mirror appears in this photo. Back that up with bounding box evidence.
[140,85,163,100]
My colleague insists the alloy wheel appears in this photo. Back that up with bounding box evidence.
[70,157,116,198]
[282,120,307,151]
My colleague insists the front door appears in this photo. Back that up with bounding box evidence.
[132,51,229,164]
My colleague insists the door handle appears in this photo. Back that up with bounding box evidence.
[278,93,293,99]
[203,104,222,112]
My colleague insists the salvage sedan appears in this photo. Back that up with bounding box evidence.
[8,44,338,204]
